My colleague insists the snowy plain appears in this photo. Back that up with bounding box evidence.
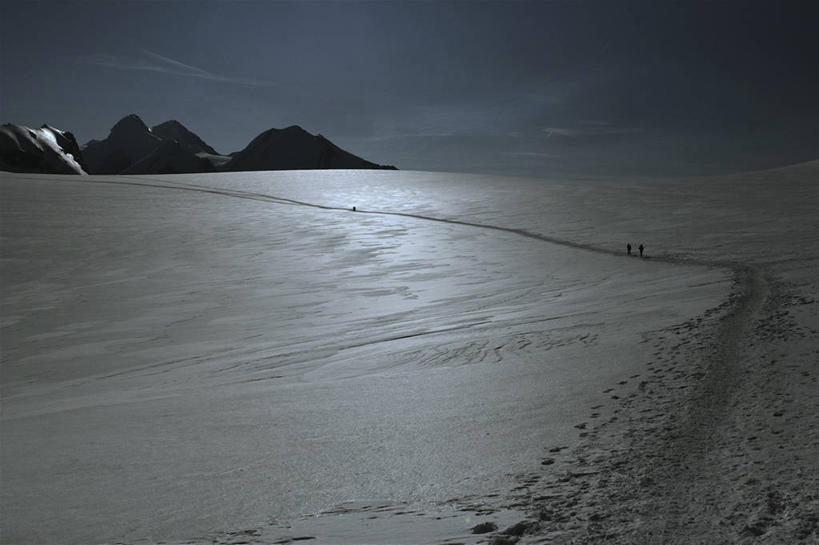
[1,164,817,544]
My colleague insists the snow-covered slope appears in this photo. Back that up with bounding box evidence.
[225,125,397,172]
[1,165,816,544]
[195,151,233,170]
[0,124,87,174]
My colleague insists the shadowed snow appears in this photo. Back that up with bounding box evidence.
[1,164,816,544]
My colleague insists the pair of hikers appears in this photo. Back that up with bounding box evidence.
[627,243,644,257]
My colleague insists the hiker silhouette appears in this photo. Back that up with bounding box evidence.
[627,243,632,256]
[639,244,644,257]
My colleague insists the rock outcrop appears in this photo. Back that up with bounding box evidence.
[82,114,163,174]
[0,124,87,175]
[2,114,397,175]
[225,125,396,172]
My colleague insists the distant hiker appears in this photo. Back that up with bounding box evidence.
[639,244,644,257]
[627,243,632,256]
[352,206,356,212]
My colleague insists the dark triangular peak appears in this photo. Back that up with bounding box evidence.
[239,124,312,148]
[109,113,150,137]
[121,137,216,175]
[83,114,162,174]
[226,124,396,172]
[150,120,218,155]
[280,124,310,135]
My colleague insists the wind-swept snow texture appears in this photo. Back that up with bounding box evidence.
[1,162,817,544]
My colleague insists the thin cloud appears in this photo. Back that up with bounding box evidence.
[140,50,216,79]
[505,151,559,159]
[542,125,644,138]
[70,49,274,87]
[364,132,456,142]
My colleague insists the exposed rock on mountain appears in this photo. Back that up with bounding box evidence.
[225,125,397,172]
[82,114,162,174]
[120,138,217,175]
[43,124,89,172]
[83,115,232,174]
[3,114,396,175]
[150,120,218,155]
[0,124,87,175]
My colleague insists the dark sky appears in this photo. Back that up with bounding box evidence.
[1,0,817,178]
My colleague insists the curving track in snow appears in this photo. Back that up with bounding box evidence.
[77,175,776,540]
[5,171,812,544]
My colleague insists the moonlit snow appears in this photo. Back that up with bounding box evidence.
[0,124,87,175]
[1,164,817,544]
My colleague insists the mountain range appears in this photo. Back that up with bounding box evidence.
[0,114,396,175]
